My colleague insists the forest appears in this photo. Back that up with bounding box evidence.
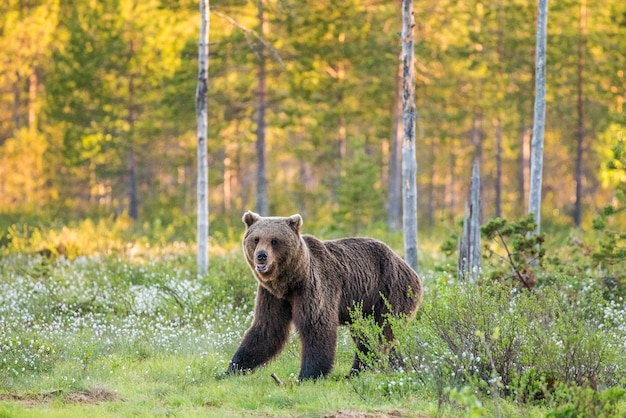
[2,1,626,417]
[1,0,624,234]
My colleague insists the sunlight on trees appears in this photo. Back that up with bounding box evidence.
[0,0,624,233]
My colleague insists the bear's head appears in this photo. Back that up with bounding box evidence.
[242,211,304,285]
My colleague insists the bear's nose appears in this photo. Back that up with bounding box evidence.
[256,250,268,263]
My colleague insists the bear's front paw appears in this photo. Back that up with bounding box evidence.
[297,369,327,381]
[226,360,254,376]
[226,361,241,375]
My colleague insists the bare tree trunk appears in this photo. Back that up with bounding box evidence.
[494,0,504,219]
[127,141,138,219]
[448,150,456,222]
[471,112,484,170]
[495,117,503,218]
[518,123,530,212]
[196,0,210,275]
[401,0,418,272]
[127,39,138,221]
[470,112,483,222]
[12,71,21,131]
[574,0,586,227]
[387,62,403,231]
[28,71,38,129]
[255,0,269,216]
[528,0,548,234]
[458,159,481,281]
[427,135,436,228]
[330,93,347,209]
[223,141,232,213]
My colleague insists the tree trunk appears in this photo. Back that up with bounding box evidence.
[458,159,481,281]
[518,123,531,213]
[12,71,21,131]
[223,139,232,212]
[127,39,138,221]
[401,0,418,273]
[471,112,484,171]
[387,62,403,231]
[574,0,586,227]
[427,135,436,228]
[255,0,269,216]
[330,92,346,209]
[528,0,548,235]
[470,112,483,222]
[495,117,503,218]
[28,71,38,130]
[448,149,456,222]
[127,140,138,220]
[494,0,504,219]
[196,0,210,275]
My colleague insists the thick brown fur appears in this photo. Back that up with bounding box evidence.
[226,212,423,380]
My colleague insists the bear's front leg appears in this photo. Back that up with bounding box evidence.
[227,286,292,374]
[294,306,338,380]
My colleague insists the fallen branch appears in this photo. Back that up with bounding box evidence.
[270,373,283,386]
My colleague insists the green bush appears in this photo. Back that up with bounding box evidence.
[481,214,545,289]
[349,274,626,408]
[546,385,626,418]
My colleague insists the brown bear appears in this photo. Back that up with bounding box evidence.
[226,211,423,380]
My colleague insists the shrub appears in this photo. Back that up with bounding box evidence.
[546,385,626,418]
[481,214,545,290]
[349,274,626,407]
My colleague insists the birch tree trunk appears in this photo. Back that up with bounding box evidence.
[401,0,418,272]
[528,0,548,235]
[255,0,269,216]
[196,0,210,275]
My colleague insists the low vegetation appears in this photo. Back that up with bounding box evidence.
[0,216,625,417]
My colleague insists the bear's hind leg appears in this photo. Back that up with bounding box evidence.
[349,335,370,375]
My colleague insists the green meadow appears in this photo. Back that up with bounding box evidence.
[0,218,625,417]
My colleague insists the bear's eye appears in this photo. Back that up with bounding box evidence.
[271,239,278,246]
[254,237,259,245]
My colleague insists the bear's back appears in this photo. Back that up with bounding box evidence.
[303,235,389,275]
[302,235,421,321]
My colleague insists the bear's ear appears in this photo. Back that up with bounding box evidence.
[287,214,303,234]
[242,211,261,228]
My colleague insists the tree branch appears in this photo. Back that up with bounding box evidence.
[212,10,285,68]
[497,231,533,290]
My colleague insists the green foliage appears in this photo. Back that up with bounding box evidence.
[1,222,626,416]
[439,233,458,256]
[347,298,408,374]
[447,386,488,417]
[1,0,625,230]
[332,146,386,235]
[345,273,626,411]
[481,214,545,289]
[592,139,626,274]
[1,216,135,258]
[546,386,626,418]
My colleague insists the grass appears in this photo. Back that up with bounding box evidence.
[0,219,625,417]
[0,252,485,416]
